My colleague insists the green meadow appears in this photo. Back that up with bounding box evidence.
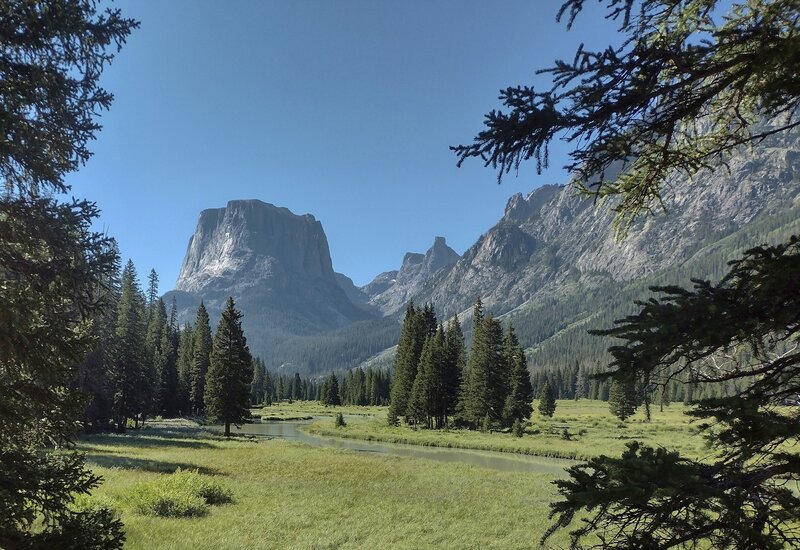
[75,400,719,549]
[79,420,573,550]
[276,399,711,461]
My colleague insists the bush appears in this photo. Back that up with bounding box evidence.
[334,412,346,428]
[512,419,525,438]
[128,469,232,517]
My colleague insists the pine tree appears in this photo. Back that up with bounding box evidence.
[537,380,556,418]
[191,302,212,414]
[502,324,533,426]
[145,297,167,416]
[323,372,341,407]
[387,302,427,425]
[204,297,253,436]
[608,377,638,422]
[176,323,194,415]
[457,305,505,428]
[442,317,465,426]
[409,329,445,429]
[111,260,148,430]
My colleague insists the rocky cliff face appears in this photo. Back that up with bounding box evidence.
[362,236,460,314]
[167,200,374,360]
[410,129,800,321]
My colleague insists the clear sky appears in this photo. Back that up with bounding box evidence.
[67,0,619,288]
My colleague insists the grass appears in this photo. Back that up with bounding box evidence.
[299,400,713,461]
[79,419,574,549]
[255,401,387,419]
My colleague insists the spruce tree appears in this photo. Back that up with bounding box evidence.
[251,358,265,405]
[442,317,466,426]
[204,297,253,436]
[323,372,341,406]
[502,324,533,426]
[537,380,556,418]
[176,323,194,415]
[111,260,148,430]
[145,297,167,416]
[608,377,638,422]
[387,302,428,425]
[458,306,505,428]
[191,302,212,414]
[409,330,444,429]
[0,4,136,545]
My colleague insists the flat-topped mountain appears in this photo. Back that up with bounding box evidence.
[166,200,375,362]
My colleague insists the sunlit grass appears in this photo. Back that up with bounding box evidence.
[298,400,712,461]
[79,420,573,549]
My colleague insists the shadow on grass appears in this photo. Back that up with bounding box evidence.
[86,453,221,475]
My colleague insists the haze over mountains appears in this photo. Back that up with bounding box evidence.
[167,129,800,375]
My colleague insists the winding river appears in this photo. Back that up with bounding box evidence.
[211,418,574,476]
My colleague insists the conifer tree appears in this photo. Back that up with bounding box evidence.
[409,330,444,429]
[158,322,179,417]
[205,297,253,436]
[502,324,533,426]
[111,260,148,430]
[608,377,638,422]
[251,358,265,405]
[176,323,194,415]
[537,380,556,418]
[442,317,466,425]
[323,372,341,406]
[191,302,212,414]
[458,306,505,428]
[145,297,167,415]
[387,302,428,425]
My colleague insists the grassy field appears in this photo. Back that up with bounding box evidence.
[79,420,573,549]
[269,400,712,461]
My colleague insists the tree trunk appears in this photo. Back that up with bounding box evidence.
[224,421,231,437]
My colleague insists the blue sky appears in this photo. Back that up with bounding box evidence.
[67,0,619,287]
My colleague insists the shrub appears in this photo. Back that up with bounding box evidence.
[512,419,525,438]
[128,469,232,517]
[334,412,346,428]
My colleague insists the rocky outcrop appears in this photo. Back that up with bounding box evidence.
[167,200,374,360]
[362,236,460,314]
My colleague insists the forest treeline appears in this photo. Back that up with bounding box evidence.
[387,299,533,430]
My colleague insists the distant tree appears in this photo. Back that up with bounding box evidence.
[176,323,194,415]
[292,372,303,401]
[387,302,429,425]
[537,380,556,418]
[111,260,148,430]
[457,305,505,428]
[607,377,638,422]
[251,358,265,405]
[146,269,159,316]
[191,302,212,414]
[442,317,466,425]
[322,372,341,407]
[205,298,253,436]
[145,298,167,415]
[502,324,533,426]
[409,328,447,429]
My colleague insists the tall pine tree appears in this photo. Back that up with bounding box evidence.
[204,297,253,436]
[502,324,533,426]
[191,302,212,414]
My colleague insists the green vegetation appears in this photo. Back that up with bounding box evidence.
[205,298,253,436]
[305,400,709,461]
[0,2,137,547]
[456,0,800,545]
[128,469,231,518]
[78,421,575,549]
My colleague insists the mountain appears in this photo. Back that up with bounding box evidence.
[361,236,460,314]
[351,127,800,371]
[165,200,377,363]
[165,128,800,376]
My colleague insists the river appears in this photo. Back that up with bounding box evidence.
[211,418,574,476]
